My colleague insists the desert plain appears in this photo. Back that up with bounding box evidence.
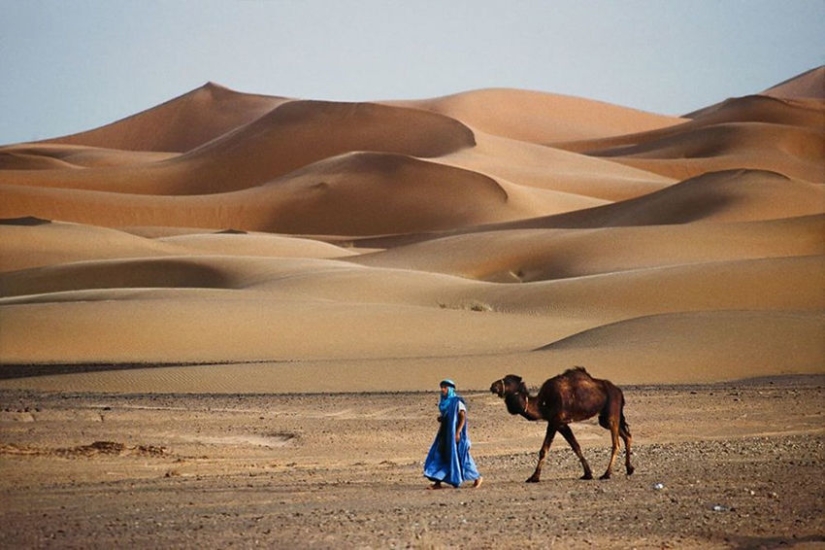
[0,66,823,548]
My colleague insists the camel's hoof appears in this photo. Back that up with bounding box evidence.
[627,466,635,476]
[580,473,593,480]
[525,477,540,483]
[599,473,612,480]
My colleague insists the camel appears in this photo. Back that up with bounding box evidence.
[490,367,634,482]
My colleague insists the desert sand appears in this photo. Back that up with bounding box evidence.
[1,378,823,548]
[0,67,823,548]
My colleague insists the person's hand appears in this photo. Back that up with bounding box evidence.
[437,415,443,423]
[455,432,461,443]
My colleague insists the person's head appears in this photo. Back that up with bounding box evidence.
[440,379,456,399]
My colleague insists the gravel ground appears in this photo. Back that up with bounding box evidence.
[1,376,823,549]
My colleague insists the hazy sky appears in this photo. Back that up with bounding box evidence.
[2,0,823,144]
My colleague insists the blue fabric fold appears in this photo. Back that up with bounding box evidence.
[423,395,480,487]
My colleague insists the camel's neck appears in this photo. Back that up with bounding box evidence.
[505,392,542,421]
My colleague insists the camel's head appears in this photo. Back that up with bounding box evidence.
[491,375,533,416]
[490,374,525,398]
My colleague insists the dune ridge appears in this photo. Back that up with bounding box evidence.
[761,65,825,100]
[387,88,686,143]
[1,67,823,392]
[555,94,825,182]
[40,82,290,153]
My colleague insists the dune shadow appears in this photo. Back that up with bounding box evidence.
[0,361,263,380]
[0,216,52,226]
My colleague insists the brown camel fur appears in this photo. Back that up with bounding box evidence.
[490,367,634,482]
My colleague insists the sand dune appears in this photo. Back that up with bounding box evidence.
[761,65,825,100]
[352,215,825,282]
[0,218,186,272]
[0,152,564,233]
[587,122,824,182]
[0,100,477,196]
[0,144,176,171]
[450,170,825,231]
[0,222,355,273]
[42,82,290,152]
[536,310,825,382]
[1,251,820,380]
[1,67,823,391]
[436,131,675,202]
[686,94,825,128]
[556,94,825,182]
[388,88,686,143]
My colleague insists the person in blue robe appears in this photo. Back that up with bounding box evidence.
[424,379,483,489]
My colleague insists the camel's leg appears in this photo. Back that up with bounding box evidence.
[600,420,621,480]
[527,424,556,483]
[600,387,630,480]
[558,424,593,480]
[621,415,634,476]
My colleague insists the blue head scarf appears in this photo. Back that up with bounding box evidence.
[439,379,457,415]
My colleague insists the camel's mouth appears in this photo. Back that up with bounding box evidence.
[489,382,505,397]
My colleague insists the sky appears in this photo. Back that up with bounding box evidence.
[1,0,823,144]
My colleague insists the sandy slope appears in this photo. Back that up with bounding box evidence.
[1,68,823,393]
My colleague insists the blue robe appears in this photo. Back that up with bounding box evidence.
[423,396,480,487]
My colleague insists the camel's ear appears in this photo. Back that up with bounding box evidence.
[505,374,522,384]
[518,380,529,394]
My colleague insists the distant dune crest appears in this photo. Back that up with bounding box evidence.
[43,82,290,153]
[0,67,823,390]
[761,65,825,100]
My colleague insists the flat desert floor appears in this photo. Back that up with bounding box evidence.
[1,376,823,549]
